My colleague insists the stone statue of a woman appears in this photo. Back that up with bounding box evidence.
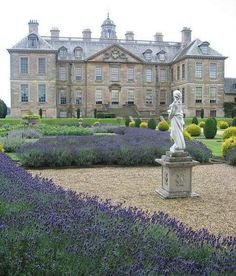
[168,90,186,152]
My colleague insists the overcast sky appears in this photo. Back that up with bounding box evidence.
[1,0,235,106]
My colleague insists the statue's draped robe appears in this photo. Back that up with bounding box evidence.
[168,100,186,152]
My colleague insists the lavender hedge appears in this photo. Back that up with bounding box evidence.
[17,127,212,167]
[0,153,235,274]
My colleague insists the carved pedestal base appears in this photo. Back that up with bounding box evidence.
[155,151,199,199]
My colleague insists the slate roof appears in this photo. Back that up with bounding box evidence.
[8,33,226,63]
[224,78,236,94]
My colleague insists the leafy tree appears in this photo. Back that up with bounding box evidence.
[0,99,7,118]
[148,118,157,129]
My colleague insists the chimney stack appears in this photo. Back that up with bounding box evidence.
[125,31,134,41]
[82,29,92,40]
[154,32,163,42]
[50,27,60,40]
[181,27,191,47]
[28,20,39,34]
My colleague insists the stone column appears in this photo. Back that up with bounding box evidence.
[156,150,199,199]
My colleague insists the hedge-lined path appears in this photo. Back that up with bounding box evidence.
[29,163,236,236]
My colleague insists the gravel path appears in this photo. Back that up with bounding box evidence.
[29,164,236,236]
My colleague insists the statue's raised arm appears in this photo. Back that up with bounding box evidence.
[168,90,186,152]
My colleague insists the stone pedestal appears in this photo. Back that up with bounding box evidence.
[155,151,199,199]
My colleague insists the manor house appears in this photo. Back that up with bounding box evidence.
[8,16,227,118]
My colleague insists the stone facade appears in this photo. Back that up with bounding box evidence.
[8,16,228,118]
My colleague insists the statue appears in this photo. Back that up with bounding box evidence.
[168,90,186,152]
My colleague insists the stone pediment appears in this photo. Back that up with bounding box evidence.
[87,44,142,63]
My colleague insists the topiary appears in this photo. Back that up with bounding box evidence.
[211,117,217,127]
[203,118,217,139]
[0,99,7,118]
[222,136,236,156]
[148,118,157,129]
[157,120,169,131]
[222,127,236,140]
[231,118,236,126]
[125,117,131,127]
[140,122,148,128]
[185,124,201,136]
[198,121,205,128]
[200,108,204,119]
[129,121,135,127]
[218,121,229,129]
[135,118,142,128]
[192,116,198,125]
[183,130,192,140]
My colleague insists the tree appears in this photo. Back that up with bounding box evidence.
[0,99,7,118]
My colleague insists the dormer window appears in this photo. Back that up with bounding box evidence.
[74,47,83,59]
[199,41,210,55]
[28,34,38,48]
[143,49,152,61]
[157,50,166,61]
[233,83,236,90]
[59,47,67,58]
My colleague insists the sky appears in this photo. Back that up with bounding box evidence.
[0,0,235,107]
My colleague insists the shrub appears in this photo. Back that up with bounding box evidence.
[125,117,131,127]
[36,125,93,136]
[8,128,42,139]
[1,153,236,274]
[135,118,142,128]
[222,127,236,140]
[93,121,101,127]
[94,108,97,118]
[0,137,27,153]
[96,113,116,118]
[203,118,217,139]
[157,121,169,131]
[140,122,148,128]
[218,120,229,129]
[192,116,198,125]
[183,130,191,140]
[0,143,4,152]
[185,124,201,136]
[198,121,205,128]
[0,99,7,118]
[129,121,135,127]
[76,108,80,119]
[148,118,157,129]
[222,136,236,156]
[186,140,212,162]
[226,147,236,165]
[231,118,236,126]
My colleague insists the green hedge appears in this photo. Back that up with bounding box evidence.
[96,113,116,118]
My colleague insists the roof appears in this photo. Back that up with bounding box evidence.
[224,78,236,95]
[173,39,226,62]
[8,33,226,64]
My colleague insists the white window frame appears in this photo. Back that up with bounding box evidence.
[127,67,134,81]
[209,63,217,79]
[38,84,46,103]
[95,67,102,81]
[75,90,82,104]
[160,90,166,105]
[145,90,153,105]
[20,84,29,102]
[59,90,66,105]
[210,87,217,103]
[95,89,103,104]
[38,57,46,75]
[75,67,82,81]
[195,63,203,78]
[110,67,120,81]
[195,87,203,103]
[127,89,134,104]
[59,67,67,81]
[20,57,29,74]
[145,68,152,82]
[159,69,167,82]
